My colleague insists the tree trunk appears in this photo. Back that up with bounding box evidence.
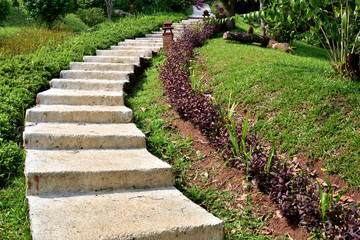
[221,0,235,16]
[223,31,270,47]
[260,0,266,36]
[345,53,360,79]
[105,0,114,20]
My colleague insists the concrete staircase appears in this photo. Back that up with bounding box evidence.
[23,6,224,240]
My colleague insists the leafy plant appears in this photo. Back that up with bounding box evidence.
[76,7,106,27]
[317,179,348,223]
[23,0,74,25]
[62,13,89,32]
[0,0,11,24]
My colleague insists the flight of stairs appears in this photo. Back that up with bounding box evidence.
[23,10,224,240]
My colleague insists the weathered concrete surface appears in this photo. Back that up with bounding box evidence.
[60,70,130,80]
[37,89,124,105]
[70,62,134,72]
[28,187,224,240]
[25,149,174,195]
[97,49,152,58]
[50,79,127,91]
[83,56,141,64]
[23,123,146,149]
[26,105,133,123]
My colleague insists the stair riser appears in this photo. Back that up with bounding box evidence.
[97,50,152,58]
[83,56,140,64]
[50,80,126,91]
[26,109,133,123]
[24,134,146,149]
[70,63,134,72]
[26,169,175,195]
[37,94,124,106]
[60,71,130,81]
[125,39,163,43]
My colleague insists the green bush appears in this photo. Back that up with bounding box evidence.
[0,13,187,186]
[0,0,11,23]
[0,140,25,186]
[63,13,89,31]
[77,8,106,27]
[77,0,104,9]
[23,0,74,25]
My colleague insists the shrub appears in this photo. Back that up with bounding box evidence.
[0,0,11,23]
[23,0,74,25]
[77,8,106,27]
[0,140,25,186]
[77,0,104,9]
[63,13,89,31]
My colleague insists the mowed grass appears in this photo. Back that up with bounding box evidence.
[191,36,360,190]
[126,53,288,239]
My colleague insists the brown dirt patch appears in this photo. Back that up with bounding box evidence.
[169,116,312,240]
[296,155,360,203]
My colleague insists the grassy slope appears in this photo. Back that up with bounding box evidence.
[126,53,286,239]
[191,33,360,189]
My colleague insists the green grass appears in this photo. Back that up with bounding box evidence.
[126,52,290,239]
[190,35,360,190]
[0,177,31,239]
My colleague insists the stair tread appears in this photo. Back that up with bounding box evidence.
[27,187,223,240]
[26,149,171,173]
[24,122,144,137]
[39,88,124,96]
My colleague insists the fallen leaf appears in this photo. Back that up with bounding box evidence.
[141,107,147,112]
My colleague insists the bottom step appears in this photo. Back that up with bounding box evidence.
[28,187,224,240]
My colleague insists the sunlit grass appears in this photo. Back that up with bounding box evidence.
[0,27,73,59]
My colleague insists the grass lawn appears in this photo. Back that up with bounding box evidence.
[126,53,289,239]
[190,31,360,190]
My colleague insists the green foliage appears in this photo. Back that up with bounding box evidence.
[191,36,360,190]
[0,177,31,239]
[76,8,106,27]
[115,0,129,11]
[0,140,25,186]
[23,0,74,25]
[134,0,198,13]
[0,0,11,23]
[62,13,89,31]
[77,0,105,9]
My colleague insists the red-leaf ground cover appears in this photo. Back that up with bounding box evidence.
[159,23,360,239]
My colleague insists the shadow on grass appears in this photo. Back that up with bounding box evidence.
[292,41,330,62]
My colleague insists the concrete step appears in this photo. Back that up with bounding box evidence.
[70,62,134,72]
[97,49,152,58]
[118,41,163,47]
[50,79,127,91]
[26,105,133,123]
[126,38,163,43]
[110,45,161,52]
[25,149,174,195]
[60,70,130,81]
[83,55,140,65]
[37,89,124,106]
[23,122,146,149]
[27,187,224,239]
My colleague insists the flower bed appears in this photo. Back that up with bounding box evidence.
[159,23,360,239]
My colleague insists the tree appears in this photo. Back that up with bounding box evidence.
[0,0,11,24]
[104,0,114,20]
[221,0,236,16]
[23,0,74,25]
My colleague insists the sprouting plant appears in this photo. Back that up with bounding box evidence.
[241,112,252,176]
[265,134,276,174]
[217,93,240,157]
[317,178,348,223]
